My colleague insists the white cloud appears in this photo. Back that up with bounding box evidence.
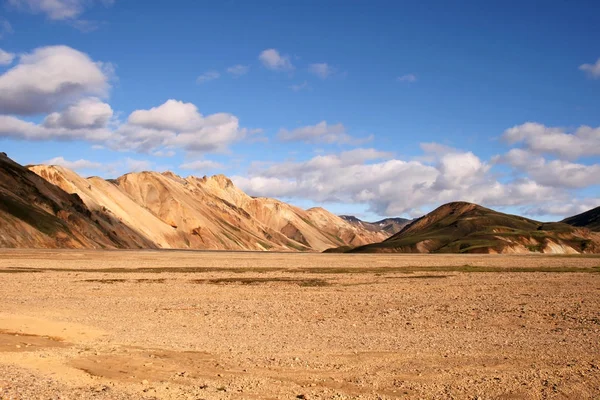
[0,45,110,115]
[494,148,600,189]
[8,0,114,21]
[0,114,112,141]
[196,70,220,84]
[524,200,600,218]
[226,65,249,76]
[128,99,202,131]
[277,121,372,145]
[233,146,579,217]
[503,122,600,160]
[43,97,113,129]
[118,99,245,153]
[259,48,294,71]
[579,58,600,79]
[45,156,102,170]
[0,97,245,155]
[290,81,309,92]
[0,49,15,65]
[397,74,417,83]
[308,63,334,79]
[179,160,224,171]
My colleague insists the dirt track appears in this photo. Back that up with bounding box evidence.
[0,250,599,399]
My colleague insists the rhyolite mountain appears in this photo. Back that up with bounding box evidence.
[0,154,386,251]
[0,152,157,249]
[329,202,600,254]
[340,215,411,235]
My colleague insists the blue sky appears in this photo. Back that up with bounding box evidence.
[0,0,599,221]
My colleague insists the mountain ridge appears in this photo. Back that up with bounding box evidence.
[19,157,388,251]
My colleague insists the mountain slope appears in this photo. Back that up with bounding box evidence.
[562,206,600,232]
[116,172,388,251]
[25,162,387,251]
[0,153,154,249]
[340,215,411,235]
[345,202,600,254]
[29,165,181,248]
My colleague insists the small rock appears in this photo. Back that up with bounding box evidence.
[297,394,307,399]
[141,379,149,385]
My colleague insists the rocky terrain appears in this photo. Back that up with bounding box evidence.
[0,154,387,251]
[0,250,599,399]
[334,202,600,254]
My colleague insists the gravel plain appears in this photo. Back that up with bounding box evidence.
[0,249,599,399]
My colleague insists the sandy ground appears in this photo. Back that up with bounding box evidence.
[0,250,599,399]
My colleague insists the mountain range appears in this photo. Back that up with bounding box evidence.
[1,153,599,254]
[0,153,387,251]
[339,215,411,235]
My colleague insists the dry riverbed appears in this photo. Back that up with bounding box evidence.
[0,249,599,399]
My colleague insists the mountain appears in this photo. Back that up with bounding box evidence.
[340,215,411,235]
[332,202,600,254]
[22,160,387,251]
[0,153,156,249]
[562,206,600,232]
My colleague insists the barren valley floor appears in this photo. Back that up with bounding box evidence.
[0,250,599,399]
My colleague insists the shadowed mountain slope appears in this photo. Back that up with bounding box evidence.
[0,153,156,249]
[562,206,600,232]
[332,202,600,254]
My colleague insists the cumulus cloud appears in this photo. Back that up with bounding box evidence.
[0,45,111,115]
[503,122,600,160]
[579,58,600,79]
[524,200,600,218]
[308,63,334,79]
[0,115,112,141]
[494,148,600,189]
[233,146,577,217]
[277,121,372,145]
[397,74,417,83]
[117,99,245,153]
[8,0,114,21]
[259,48,294,71]
[179,160,224,171]
[43,97,113,129]
[196,71,220,84]
[45,156,102,170]
[128,99,201,131]
[226,65,249,76]
[0,49,15,65]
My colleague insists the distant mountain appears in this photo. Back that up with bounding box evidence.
[562,206,600,232]
[330,202,600,254]
[340,215,411,235]
[0,155,388,251]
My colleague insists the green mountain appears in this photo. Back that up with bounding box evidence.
[335,202,600,254]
